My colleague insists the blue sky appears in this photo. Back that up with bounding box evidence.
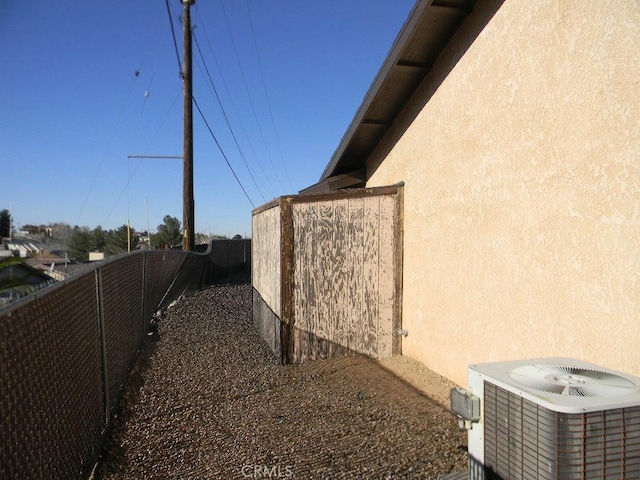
[1,1,415,238]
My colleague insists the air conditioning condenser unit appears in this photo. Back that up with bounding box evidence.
[450,357,640,480]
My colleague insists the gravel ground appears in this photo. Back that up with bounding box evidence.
[92,284,467,480]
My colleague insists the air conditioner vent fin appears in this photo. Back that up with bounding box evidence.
[483,383,640,480]
[508,364,637,397]
[467,358,640,479]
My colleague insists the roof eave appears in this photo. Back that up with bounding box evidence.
[318,0,476,184]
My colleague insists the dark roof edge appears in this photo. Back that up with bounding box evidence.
[300,168,366,195]
[319,0,431,182]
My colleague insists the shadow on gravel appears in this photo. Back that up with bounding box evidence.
[92,284,467,480]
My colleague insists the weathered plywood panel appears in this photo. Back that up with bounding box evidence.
[346,198,365,354]
[362,196,381,358]
[253,187,402,364]
[292,201,318,362]
[252,289,281,357]
[331,200,349,357]
[252,205,281,316]
[377,195,397,358]
[289,189,400,363]
[315,201,334,359]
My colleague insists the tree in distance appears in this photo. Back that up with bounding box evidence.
[67,226,93,261]
[0,209,11,238]
[67,224,139,261]
[151,215,182,249]
[104,225,139,256]
[92,225,107,252]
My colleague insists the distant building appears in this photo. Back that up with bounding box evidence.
[89,252,105,262]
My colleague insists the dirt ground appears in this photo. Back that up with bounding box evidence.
[92,284,467,480]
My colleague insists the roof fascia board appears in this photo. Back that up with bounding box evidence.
[320,0,432,181]
[300,168,366,195]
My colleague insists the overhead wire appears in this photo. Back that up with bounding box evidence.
[218,0,286,193]
[77,0,282,231]
[125,72,153,225]
[194,5,277,199]
[193,31,266,203]
[165,0,182,75]
[143,88,182,153]
[165,0,256,209]
[75,73,139,227]
[101,87,181,227]
[102,14,177,228]
[78,42,154,228]
[193,96,255,208]
[244,0,294,192]
[77,2,173,230]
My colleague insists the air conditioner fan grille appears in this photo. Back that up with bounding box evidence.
[507,364,638,397]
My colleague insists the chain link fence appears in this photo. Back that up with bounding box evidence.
[0,247,219,478]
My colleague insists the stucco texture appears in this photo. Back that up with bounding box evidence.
[366,0,640,386]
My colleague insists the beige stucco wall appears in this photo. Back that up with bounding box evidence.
[366,0,640,386]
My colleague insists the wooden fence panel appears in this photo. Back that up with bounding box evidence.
[292,201,316,362]
[252,205,281,316]
[252,186,403,364]
[290,190,401,362]
[377,195,397,358]
[332,199,349,357]
[347,197,365,355]
[362,196,380,358]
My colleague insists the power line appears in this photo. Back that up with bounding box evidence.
[165,1,256,209]
[193,32,266,203]
[76,69,140,227]
[102,31,178,228]
[144,88,182,152]
[244,0,294,193]
[192,96,255,209]
[194,5,277,199]
[100,88,181,227]
[124,72,153,217]
[164,0,182,74]
[218,0,286,194]
[78,14,166,228]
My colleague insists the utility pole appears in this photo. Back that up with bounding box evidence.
[182,0,195,251]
